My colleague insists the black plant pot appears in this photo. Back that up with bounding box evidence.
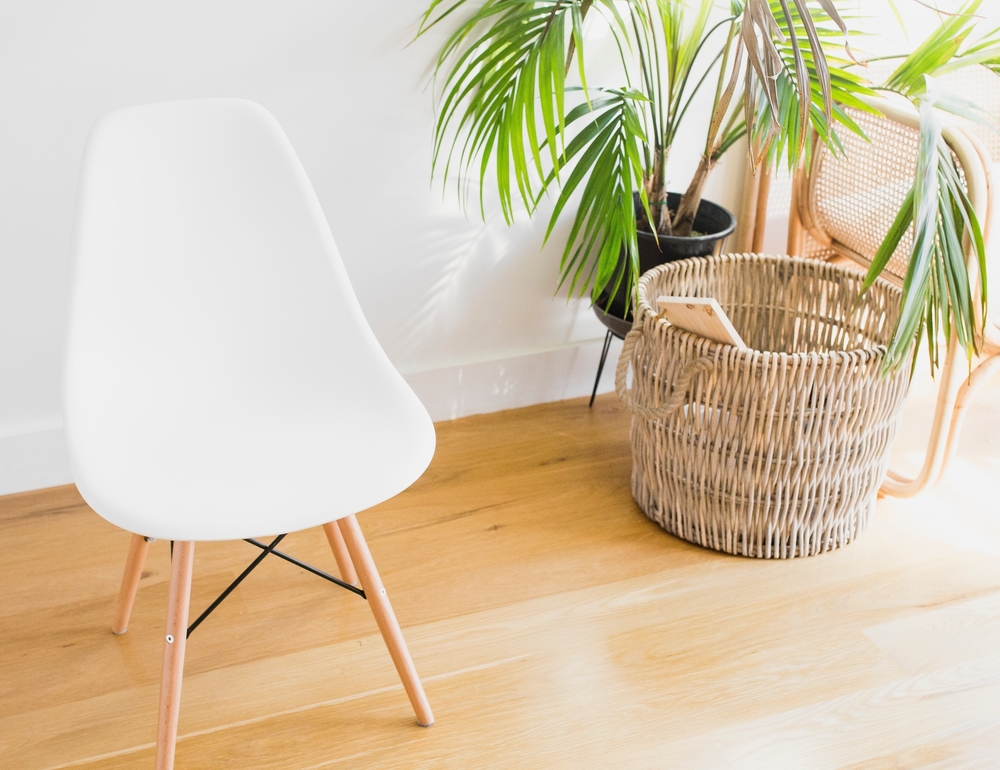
[593,192,736,337]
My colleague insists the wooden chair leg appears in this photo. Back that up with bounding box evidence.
[156,541,195,770]
[941,353,1000,473]
[112,533,151,634]
[880,330,965,498]
[322,521,358,586]
[337,515,434,727]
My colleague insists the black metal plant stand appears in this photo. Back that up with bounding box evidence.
[589,306,630,408]
[589,329,617,407]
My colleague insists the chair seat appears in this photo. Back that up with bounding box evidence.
[70,390,434,542]
[63,99,438,543]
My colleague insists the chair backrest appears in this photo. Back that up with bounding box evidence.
[64,99,434,538]
[794,95,991,286]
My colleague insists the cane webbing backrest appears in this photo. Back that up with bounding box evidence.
[805,106,921,283]
[803,67,999,285]
[939,65,1000,163]
[801,235,836,261]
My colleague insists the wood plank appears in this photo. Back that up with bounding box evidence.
[2,392,1000,769]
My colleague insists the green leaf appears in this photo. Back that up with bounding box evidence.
[537,89,647,307]
[862,188,913,295]
[884,0,982,95]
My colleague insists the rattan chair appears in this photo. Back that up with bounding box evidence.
[788,88,998,497]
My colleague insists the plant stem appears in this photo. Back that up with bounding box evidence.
[672,154,714,237]
[644,148,672,235]
[649,0,665,182]
[672,15,737,237]
[631,5,661,153]
[705,18,737,156]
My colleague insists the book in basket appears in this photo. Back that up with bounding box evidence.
[655,296,746,349]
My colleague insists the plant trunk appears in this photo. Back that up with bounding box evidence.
[643,150,672,236]
[672,154,715,237]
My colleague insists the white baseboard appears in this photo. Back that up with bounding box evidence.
[403,336,622,421]
[0,427,74,497]
[0,337,624,496]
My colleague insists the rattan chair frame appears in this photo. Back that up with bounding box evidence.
[789,95,998,497]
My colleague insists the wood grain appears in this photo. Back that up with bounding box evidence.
[1,392,1000,769]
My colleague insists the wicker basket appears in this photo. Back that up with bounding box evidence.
[615,253,911,558]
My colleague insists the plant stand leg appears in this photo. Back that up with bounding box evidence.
[590,330,615,408]
[337,515,434,727]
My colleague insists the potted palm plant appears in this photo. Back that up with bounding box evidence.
[418,0,998,373]
[418,0,869,324]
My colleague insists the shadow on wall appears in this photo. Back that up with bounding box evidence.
[376,193,620,421]
[389,211,510,369]
[380,195,599,377]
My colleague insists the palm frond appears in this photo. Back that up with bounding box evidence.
[426,0,626,222]
[537,89,649,308]
[867,90,989,373]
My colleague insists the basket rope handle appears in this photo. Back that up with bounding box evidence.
[615,328,715,419]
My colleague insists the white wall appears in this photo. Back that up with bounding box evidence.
[0,1,745,495]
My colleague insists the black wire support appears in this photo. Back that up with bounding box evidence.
[186,534,286,638]
[243,538,365,598]
[183,531,367,639]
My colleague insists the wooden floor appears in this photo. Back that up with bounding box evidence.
[3,387,1000,769]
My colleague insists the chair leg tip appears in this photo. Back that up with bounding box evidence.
[111,627,127,635]
[417,717,435,728]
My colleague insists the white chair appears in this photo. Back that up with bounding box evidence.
[63,98,435,769]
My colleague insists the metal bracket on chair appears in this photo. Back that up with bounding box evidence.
[184,533,366,639]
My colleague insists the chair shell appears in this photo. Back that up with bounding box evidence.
[64,98,434,541]
[63,98,436,770]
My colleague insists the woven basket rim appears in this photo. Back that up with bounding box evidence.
[635,252,900,362]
